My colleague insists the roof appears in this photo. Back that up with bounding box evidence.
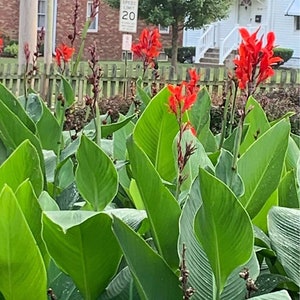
[285,0,300,16]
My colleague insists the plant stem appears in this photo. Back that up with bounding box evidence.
[228,83,238,135]
[231,114,244,171]
[95,103,101,147]
[218,93,231,150]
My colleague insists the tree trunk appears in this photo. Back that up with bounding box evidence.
[18,0,38,74]
[171,22,179,73]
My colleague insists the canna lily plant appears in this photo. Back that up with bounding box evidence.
[0,24,299,300]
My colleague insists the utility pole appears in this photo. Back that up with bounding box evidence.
[18,0,38,74]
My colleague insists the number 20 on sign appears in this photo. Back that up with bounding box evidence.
[119,0,139,33]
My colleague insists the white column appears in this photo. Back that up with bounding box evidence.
[18,0,38,73]
[44,0,54,66]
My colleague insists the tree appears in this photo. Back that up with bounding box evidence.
[104,0,233,70]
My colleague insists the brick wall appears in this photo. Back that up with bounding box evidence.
[0,0,182,61]
[0,0,19,41]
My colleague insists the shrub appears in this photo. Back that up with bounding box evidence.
[164,46,196,63]
[273,47,294,65]
[3,42,18,57]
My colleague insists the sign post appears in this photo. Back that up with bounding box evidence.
[119,0,138,99]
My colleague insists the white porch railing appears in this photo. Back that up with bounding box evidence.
[195,24,216,62]
[218,25,267,65]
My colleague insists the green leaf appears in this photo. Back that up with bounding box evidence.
[127,136,181,269]
[194,168,253,296]
[252,274,293,297]
[0,140,43,195]
[58,158,75,189]
[75,135,118,211]
[188,87,217,152]
[179,178,259,300]
[19,93,43,123]
[133,86,178,181]
[0,82,36,133]
[99,266,139,300]
[239,96,270,154]
[250,290,292,300]
[47,260,83,300]
[0,185,47,299]
[112,216,182,299]
[60,75,75,108]
[238,119,290,218]
[268,207,300,287]
[38,191,60,211]
[15,180,50,265]
[42,211,122,299]
[36,99,61,154]
[278,169,299,208]
[0,100,45,176]
[215,149,244,197]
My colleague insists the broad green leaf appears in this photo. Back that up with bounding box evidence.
[136,77,151,108]
[238,119,290,218]
[47,260,83,300]
[75,135,118,211]
[268,207,300,287]
[112,216,182,299]
[0,82,36,133]
[0,138,8,165]
[278,170,299,208]
[0,100,45,175]
[0,185,47,299]
[58,158,75,189]
[188,87,217,152]
[15,180,50,265]
[39,191,60,211]
[133,86,178,181]
[239,96,270,154]
[194,168,253,296]
[99,266,139,300]
[175,130,214,193]
[129,179,145,209]
[42,211,122,299]
[215,149,244,197]
[60,75,75,108]
[252,274,293,297]
[127,136,181,269]
[0,140,43,195]
[36,99,61,154]
[252,190,278,233]
[285,136,300,172]
[44,150,57,182]
[19,93,43,123]
[250,290,292,300]
[179,178,259,300]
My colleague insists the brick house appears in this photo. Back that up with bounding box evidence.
[0,0,182,61]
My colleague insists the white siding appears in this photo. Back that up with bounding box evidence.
[272,1,300,57]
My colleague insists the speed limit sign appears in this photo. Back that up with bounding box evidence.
[119,0,139,33]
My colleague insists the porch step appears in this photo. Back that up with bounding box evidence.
[198,48,237,66]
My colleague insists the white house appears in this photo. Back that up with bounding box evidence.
[183,0,300,65]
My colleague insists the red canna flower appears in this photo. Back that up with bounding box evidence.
[0,38,3,53]
[233,27,283,95]
[131,28,162,73]
[168,69,200,117]
[55,43,75,67]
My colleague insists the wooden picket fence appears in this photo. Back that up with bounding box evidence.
[0,61,299,108]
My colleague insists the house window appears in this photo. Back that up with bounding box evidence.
[122,51,133,61]
[295,16,300,30]
[87,0,99,32]
[38,0,46,28]
[159,24,170,34]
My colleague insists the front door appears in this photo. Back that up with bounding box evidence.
[238,0,252,26]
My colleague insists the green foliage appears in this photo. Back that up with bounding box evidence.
[0,68,298,299]
[2,42,18,57]
[273,48,294,64]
